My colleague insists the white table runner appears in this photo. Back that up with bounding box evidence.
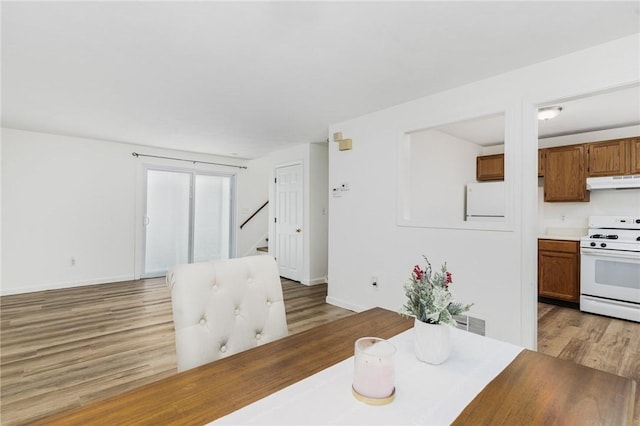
[212,327,523,425]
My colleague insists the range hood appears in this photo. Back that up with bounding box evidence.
[586,175,640,190]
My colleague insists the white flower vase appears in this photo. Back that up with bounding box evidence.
[414,318,451,364]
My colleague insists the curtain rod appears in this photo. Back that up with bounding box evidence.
[131,152,247,169]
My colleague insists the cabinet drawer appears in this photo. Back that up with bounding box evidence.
[538,239,579,254]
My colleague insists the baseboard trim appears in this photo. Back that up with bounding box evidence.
[300,276,327,286]
[0,274,136,296]
[325,296,367,312]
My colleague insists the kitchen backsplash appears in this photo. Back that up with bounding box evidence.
[538,185,640,235]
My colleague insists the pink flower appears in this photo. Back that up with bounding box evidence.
[446,272,452,284]
[413,265,423,280]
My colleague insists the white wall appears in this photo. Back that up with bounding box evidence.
[409,129,481,223]
[266,142,329,285]
[0,133,3,286]
[236,155,271,256]
[1,128,249,295]
[539,188,640,233]
[326,34,640,348]
[308,143,329,284]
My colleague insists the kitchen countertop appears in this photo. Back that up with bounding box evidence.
[538,235,582,241]
[538,227,586,241]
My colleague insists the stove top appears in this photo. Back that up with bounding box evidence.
[581,216,640,252]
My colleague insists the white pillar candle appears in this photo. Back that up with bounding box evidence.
[352,337,396,399]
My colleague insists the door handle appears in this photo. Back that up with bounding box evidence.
[296,228,301,233]
[581,248,640,260]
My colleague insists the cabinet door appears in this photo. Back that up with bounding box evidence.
[629,137,640,174]
[587,139,627,177]
[476,154,504,181]
[538,149,545,177]
[544,144,589,202]
[538,242,580,302]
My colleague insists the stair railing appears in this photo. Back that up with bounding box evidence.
[239,201,268,229]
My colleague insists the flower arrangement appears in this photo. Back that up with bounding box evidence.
[402,257,473,325]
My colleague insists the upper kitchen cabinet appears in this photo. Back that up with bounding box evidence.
[544,144,590,202]
[538,149,546,177]
[476,154,504,181]
[586,137,640,177]
[628,137,640,174]
[587,139,627,177]
[477,149,544,179]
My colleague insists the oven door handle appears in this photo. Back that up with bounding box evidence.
[580,248,640,260]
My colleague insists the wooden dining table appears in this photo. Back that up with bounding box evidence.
[34,307,636,425]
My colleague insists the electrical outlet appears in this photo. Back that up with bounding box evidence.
[71,257,76,266]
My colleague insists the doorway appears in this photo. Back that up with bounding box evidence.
[535,84,640,346]
[274,163,303,281]
[142,167,234,277]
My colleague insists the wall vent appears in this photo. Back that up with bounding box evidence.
[453,314,486,336]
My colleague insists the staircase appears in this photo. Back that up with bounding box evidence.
[257,237,268,254]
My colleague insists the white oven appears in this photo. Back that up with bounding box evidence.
[580,216,640,323]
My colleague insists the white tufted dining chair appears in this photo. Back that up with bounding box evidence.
[167,255,288,372]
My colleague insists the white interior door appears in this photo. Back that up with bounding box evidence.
[274,163,303,281]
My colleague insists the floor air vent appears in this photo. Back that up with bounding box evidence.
[453,314,486,336]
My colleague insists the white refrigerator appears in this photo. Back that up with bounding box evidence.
[466,182,505,221]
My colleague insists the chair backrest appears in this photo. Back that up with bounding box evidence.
[167,255,288,372]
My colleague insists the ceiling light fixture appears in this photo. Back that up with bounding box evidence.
[538,106,563,120]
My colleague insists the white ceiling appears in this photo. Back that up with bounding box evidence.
[2,2,639,159]
[437,85,640,146]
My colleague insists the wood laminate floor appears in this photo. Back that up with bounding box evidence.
[1,281,639,425]
[0,277,354,425]
[538,302,640,426]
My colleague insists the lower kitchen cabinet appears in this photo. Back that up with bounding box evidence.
[538,239,580,303]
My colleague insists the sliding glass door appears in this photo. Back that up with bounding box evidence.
[143,168,234,277]
[144,170,191,275]
[193,174,232,263]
